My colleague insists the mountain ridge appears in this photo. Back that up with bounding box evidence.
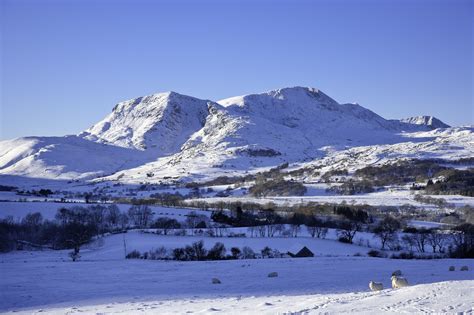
[0,87,470,187]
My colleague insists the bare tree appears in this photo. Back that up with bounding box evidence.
[153,217,181,235]
[337,220,362,243]
[402,228,429,253]
[247,226,257,237]
[427,231,447,253]
[290,224,301,237]
[128,205,153,228]
[307,225,328,238]
[373,216,401,250]
[211,223,228,237]
[106,204,121,228]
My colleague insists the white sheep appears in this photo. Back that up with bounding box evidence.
[391,275,409,288]
[212,278,221,284]
[460,266,469,271]
[369,281,383,291]
[268,272,278,278]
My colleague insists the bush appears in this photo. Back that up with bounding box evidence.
[261,246,272,258]
[184,240,207,261]
[126,250,141,259]
[390,252,445,260]
[338,237,351,244]
[207,242,226,260]
[367,250,386,258]
[241,246,256,259]
[390,252,415,259]
[149,246,170,260]
[173,247,186,261]
[231,247,241,259]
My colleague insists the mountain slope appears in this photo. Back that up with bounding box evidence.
[0,136,145,182]
[0,87,470,186]
[400,116,450,129]
[82,91,214,155]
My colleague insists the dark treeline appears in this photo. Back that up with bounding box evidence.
[1,204,130,253]
[1,200,473,258]
[126,241,287,261]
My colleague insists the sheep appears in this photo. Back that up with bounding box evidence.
[369,281,383,291]
[211,278,221,284]
[391,270,402,277]
[268,272,278,278]
[391,275,409,288]
[460,266,469,271]
[449,266,455,271]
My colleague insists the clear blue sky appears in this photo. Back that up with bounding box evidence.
[1,0,472,139]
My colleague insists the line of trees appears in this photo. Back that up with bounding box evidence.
[126,241,286,261]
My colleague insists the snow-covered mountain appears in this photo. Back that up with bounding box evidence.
[0,87,471,187]
[81,92,213,154]
[400,116,450,129]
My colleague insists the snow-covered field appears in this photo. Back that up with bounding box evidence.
[79,230,376,259]
[1,231,473,314]
[9,281,471,314]
[189,189,474,209]
[1,248,473,314]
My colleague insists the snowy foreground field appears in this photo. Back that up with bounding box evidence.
[1,231,473,314]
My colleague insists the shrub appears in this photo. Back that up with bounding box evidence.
[231,247,241,259]
[390,252,415,259]
[241,246,256,259]
[149,246,170,260]
[367,250,386,258]
[173,248,186,261]
[126,250,141,259]
[261,246,272,258]
[207,242,226,260]
[184,240,207,261]
[338,237,351,244]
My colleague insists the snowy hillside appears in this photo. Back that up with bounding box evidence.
[82,92,213,154]
[400,115,451,129]
[0,87,471,187]
[1,237,473,314]
[0,136,147,183]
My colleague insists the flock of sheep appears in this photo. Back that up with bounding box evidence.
[211,265,470,292]
[369,266,469,292]
[369,270,407,291]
